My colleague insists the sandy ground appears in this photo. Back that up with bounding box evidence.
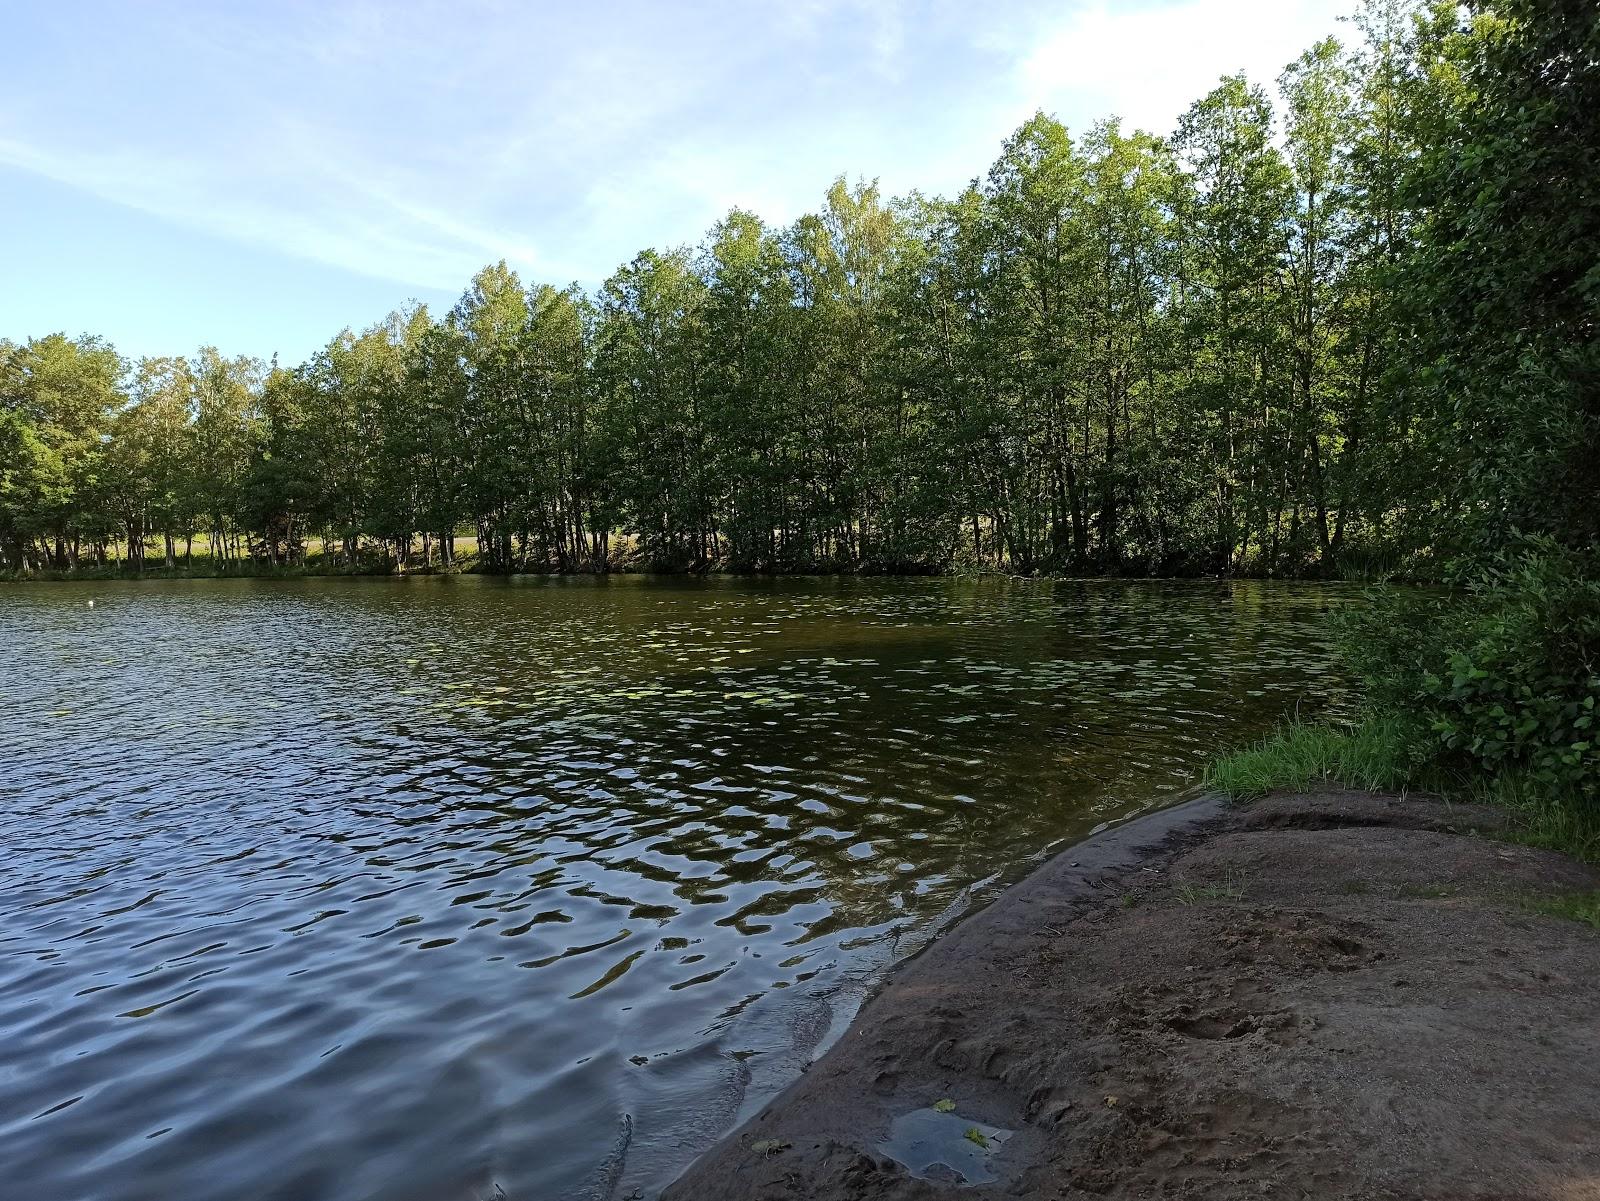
[661,790,1600,1200]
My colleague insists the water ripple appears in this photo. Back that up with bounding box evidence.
[0,576,1351,1199]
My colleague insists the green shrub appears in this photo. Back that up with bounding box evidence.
[1338,538,1600,800]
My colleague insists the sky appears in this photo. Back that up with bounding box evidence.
[1,0,1357,366]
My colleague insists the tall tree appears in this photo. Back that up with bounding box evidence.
[1173,75,1295,571]
[595,249,711,569]
[190,347,264,566]
[1280,37,1358,570]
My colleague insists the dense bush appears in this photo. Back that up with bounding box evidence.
[1339,540,1600,800]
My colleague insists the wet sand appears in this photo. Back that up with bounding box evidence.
[663,790,1600,1200]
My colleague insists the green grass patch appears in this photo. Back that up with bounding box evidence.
[1516,890,1600,930]
[1204,717,1418,799]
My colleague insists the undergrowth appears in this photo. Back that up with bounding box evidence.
[1207,717,1600,862]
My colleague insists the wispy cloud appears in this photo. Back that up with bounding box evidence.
[0,130,537,291]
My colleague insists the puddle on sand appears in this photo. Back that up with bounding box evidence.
[878,1107,1013,1185]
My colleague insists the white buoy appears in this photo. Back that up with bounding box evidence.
[87,599,95,608]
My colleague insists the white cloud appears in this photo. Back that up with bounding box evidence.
[1012,0,1351,137]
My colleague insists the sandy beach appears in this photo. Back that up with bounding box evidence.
[664,790,1600,1200]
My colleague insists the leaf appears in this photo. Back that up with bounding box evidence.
[933,1098,956,1113]
[963,1127,988,1148]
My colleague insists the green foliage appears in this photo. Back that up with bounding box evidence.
[1394,0,1600,559]
[1215,0,1600,853]
[0,3,1454,579]
[1339,541,1600,799]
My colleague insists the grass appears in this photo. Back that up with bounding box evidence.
[1517,890,1600,930]
[1203,716,1418,798]
[1173,871,1246,905]
[1468,772,1600,863]
[1208,717,1600,863]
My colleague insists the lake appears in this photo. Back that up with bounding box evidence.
[0,576,1352,1200]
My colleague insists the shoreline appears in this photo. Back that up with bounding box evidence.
[662,789,1600,1199]
[0,566,1406,585]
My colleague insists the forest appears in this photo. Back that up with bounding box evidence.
[0,0,1591,584]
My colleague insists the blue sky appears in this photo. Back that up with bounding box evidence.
[2,0,1354,366]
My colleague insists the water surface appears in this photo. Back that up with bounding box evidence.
[0,576,1351,1200]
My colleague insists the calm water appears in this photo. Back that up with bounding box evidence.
[1,577,1352,1200]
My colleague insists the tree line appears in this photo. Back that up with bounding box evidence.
[0,1,1568,578]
